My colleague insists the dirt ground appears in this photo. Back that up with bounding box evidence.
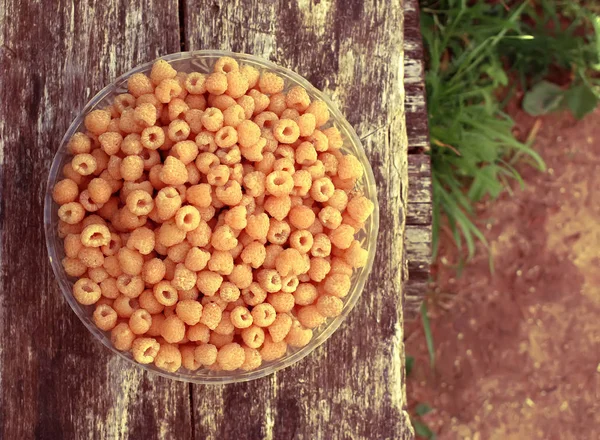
[405,103,600,440]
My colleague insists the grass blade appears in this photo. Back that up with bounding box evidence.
[420,302,436,370]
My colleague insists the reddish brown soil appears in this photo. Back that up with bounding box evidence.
[405,104,600,440]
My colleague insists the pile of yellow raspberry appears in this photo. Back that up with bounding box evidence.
[52,57,375,373]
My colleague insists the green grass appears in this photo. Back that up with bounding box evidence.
[422,0,600,262]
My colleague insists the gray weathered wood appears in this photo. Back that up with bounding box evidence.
[403,0,432,319]
[184,0,413,439]
[0,0,430,437]
[0,1,192,439]
[404,0,430,154]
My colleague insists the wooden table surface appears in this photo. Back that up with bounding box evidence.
[0,0,430,438]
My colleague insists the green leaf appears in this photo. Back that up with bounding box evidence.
[484,64,508,86]
[412,419,437,440]
[522,81,565,116]
[415,403,434,416]
[420,302,436,369]
[565,84,599,119]
[406,356,415,376]
[468,166,504,202]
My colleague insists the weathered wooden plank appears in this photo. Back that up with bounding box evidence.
[405,225,432,276]
[407,146,432,205]
[404,0,430,154]
[407,202,432,226]
[0,1,192,439]
[184,1,413,439]
[403,0,432,319]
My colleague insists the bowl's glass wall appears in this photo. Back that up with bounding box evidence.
[44,51,379,384]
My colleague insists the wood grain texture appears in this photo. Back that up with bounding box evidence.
[184,1,413,439]
[0,0,429,437]
[0,1,192,439]
[403,0,429,155]
[403,0,432,319]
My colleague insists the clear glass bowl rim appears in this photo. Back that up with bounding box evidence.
[44,50,380,384]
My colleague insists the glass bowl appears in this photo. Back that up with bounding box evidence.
[44,50,380,384]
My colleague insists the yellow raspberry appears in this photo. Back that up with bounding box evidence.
[196,270,223,297]
[264,195,291,221]
[236,120,261,148]
[216,342,245,371]
[172,263,198,291]
[273,119,300,144]
[323,273,351,298]
[337,154,364,181]
[168,97,189,121]
[266,219,291,246]
[211,93,237,111]
[310,177,335,202]
[154,343,182,372]
[226,71,249,98]
[62,257,87,277]
[268,313,293,343]
[285,320,313,348]
[157,221,187,247]
[258,72,284,94]
[344,240,369,268]
[155,78,182,104]
[195,343,218,366]
[184,72,207,94]
[207,250,234,276]
[187,323,211,343]
[329,224,355,250]
[67,132,92,154]
[289,205,316,230]
[111,323,136,351]
[267,292,295,313]
[205,72,228,95]
[240,241,266,269]
[275,248,304,277]
[130,337,160,364]
[289,230,313,254]
[291,170,312,197]
[308,257,331,282]
[346,195,375,223]
[240,347,262,371]
[154,186,182,221]
[160,156,188,186]
[305,100,330,127]
[267,92,287,116]
[318,206,343,230]
[78,247,105,268]
[200,302,223,330]
[52,179,80,205]
[215,181,243,206]
[229,264,253,290]
[316,294,344,318]
[150,59,177,85]
[84,109,111,135]
[81,224,111,247]
[186,183,213,209]
[73,278,102,305]
[71,153,97,176]
[176,299,203,326]
[265,171,293,197]
[133,102,157,127]
[128,73,154,97]
[223,104,246,127]
[187,220,212,248]
[224,205,247,230]
[260,335,287,361]
[98,131,123,156]
[240,65,260,88]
